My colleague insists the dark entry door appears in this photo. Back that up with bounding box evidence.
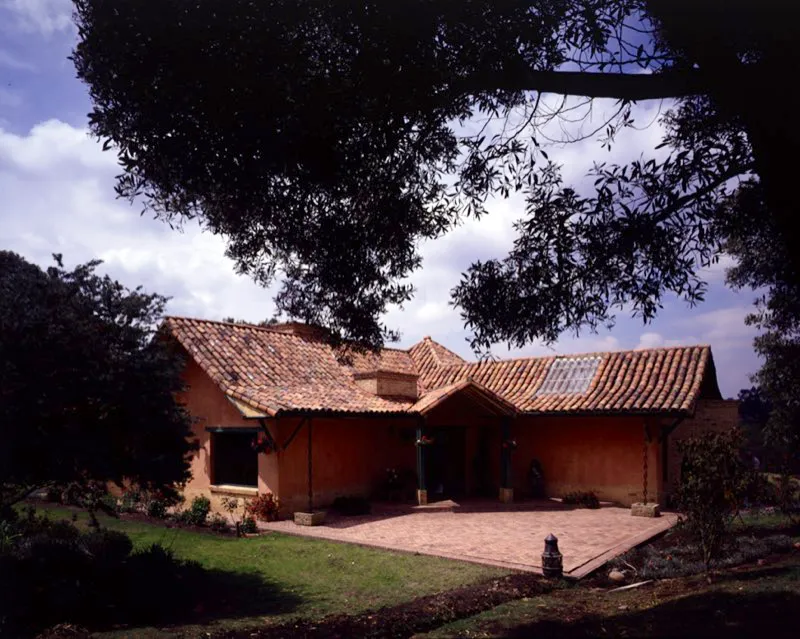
[425,427,466,500]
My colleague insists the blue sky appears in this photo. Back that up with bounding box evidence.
[0,0,761,397]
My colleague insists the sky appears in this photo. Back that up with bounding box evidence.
[0,0,761,397]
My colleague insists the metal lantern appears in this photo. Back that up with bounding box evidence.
[542,533,563,578]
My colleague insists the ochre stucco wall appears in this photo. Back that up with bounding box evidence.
[510,415,662,506]
[179,359,280,513]
[275,416,417,513]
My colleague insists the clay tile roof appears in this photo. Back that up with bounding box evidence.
[164,316,720,418]
[408,337,466,391]
[417,345,719,415]
[410,379,517,416]
[164,317,414,416]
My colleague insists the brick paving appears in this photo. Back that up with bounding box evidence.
[259,499,677,578]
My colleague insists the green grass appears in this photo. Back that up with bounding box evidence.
[26,506,506,636]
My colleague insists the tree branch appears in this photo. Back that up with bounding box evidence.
[487,68,717,101]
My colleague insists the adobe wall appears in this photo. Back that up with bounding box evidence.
[512,415,662,506]
[178,359,280,513]
[275,416,417,513]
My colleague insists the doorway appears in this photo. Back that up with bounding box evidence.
[424,426,466,501]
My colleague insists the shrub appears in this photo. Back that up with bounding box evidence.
[331,495,371,516]
[677,428,758,576]
[146,499,168,519]
[241,516,258,534]
[118,488,143,514]
[208,513,229,533]
[0,514,213,636]
[562,490,600,509]
[246,493,280,522]
[181,495,211,526]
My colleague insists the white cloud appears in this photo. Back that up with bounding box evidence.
[0,119,278,323]
[0,0,73,36]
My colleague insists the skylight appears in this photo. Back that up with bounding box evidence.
[535,357,602,396]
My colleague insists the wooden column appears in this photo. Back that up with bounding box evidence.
[416,421,427,505]
[307,418,313,513]
[499,416,513,503]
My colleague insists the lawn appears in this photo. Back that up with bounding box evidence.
[27,505,507,636]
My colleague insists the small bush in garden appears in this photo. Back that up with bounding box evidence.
[146,498,168,519]
[246,492,280,521]
[241,516,258,534]
[562,491,600,509]
[331,495,371,516]
[677,428,759,577]
[220,496,250,536]
[118,488,143,514]
[208,513,229,533]
[181,495,211,526]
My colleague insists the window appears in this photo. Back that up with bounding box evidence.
[212,431,258,487]
[535,357,601,396]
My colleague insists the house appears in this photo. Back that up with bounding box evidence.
[164,316,737,515]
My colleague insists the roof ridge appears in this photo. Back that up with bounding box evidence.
[165,315,293,335]
[165,315,415,355]
[447,343,711,369]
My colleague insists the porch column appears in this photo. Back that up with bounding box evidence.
[499,416,513,503]
[416,421,427,505]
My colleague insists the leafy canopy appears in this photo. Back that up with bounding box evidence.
[70,1,798,350]
[0,251,196,508]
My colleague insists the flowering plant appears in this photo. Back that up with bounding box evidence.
[415,435,435,446]
[251,433,275,454]
[502,439,518,451]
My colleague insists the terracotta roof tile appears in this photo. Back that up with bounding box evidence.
[165,316,721,417]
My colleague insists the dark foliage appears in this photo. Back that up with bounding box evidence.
[676,429,759,575]
[723,185,800,478]
[561,491,600,509]
[0,511,298,637]
[70,1,800,353]
[0,251,196,509]
[331,495,372,517]
[240,516,258,535]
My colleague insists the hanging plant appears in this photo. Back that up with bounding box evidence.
[415,435,435,447]
[251,433,275,454]
[502,439,518,451]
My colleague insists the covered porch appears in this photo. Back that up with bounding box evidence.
[410,379,518,506]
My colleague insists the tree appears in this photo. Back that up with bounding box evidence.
[69,0,798,350]
[676,429,757,579]
[723,180,800,478]
[0,251,196,509]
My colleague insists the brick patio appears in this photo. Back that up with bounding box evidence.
[259,499,677,579]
